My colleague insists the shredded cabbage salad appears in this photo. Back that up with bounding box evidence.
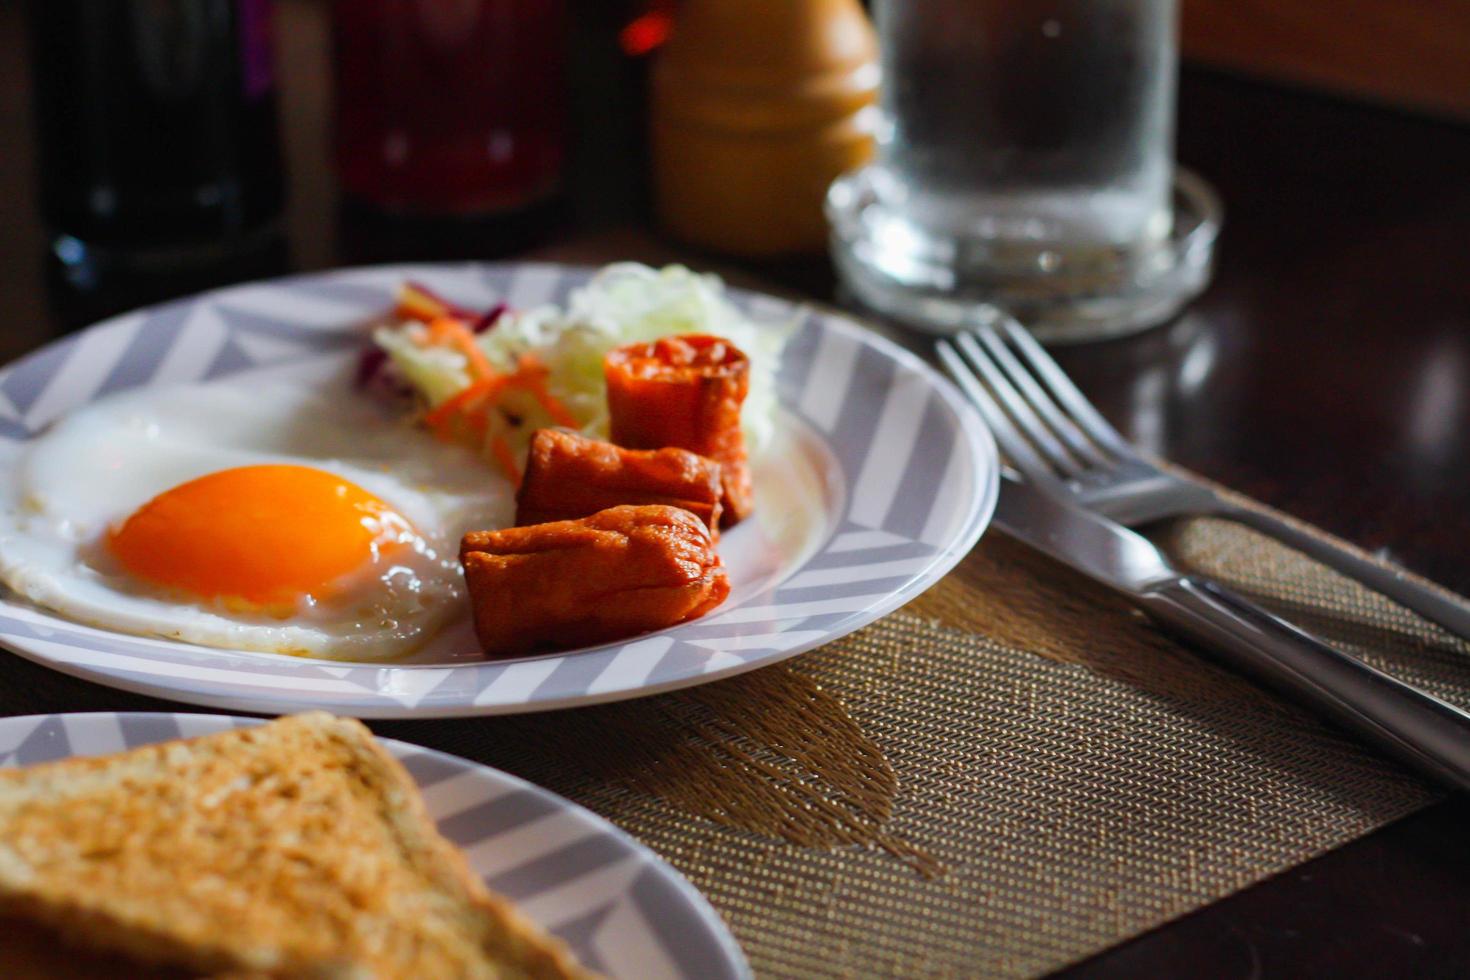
[372,263,792,480]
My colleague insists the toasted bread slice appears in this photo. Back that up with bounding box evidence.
[0,713,595,979]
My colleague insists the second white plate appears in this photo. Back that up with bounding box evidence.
[0,711,748,979]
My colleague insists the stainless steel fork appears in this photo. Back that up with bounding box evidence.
[937,315,1470,641]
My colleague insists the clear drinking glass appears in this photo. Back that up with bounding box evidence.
[827,0,1220,342]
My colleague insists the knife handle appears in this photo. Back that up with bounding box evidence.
[1138,576,1470,793]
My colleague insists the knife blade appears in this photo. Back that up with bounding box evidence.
[991,471,1179,594]
[989,472,1470,793]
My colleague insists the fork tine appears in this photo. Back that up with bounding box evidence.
[955,331,1087,479]
[994,316,1136,459]
[937,339,1059,482]
[970,326,1113,470]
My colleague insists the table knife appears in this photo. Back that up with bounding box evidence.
[992,473,1470,793]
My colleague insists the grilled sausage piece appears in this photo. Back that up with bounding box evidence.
[514,428,723,538]
[604,334,753,525]
[461,505,730,658]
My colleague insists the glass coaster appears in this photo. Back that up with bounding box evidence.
[827,167,1223,344]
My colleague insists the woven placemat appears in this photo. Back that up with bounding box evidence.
[1,503,1466,977]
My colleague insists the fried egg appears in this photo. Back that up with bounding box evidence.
[0,359,514,661]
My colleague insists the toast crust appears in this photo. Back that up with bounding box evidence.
[0,713,595,979]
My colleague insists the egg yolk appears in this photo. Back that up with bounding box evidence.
[107,465,415,611]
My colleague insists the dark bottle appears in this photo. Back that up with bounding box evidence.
[26,0,285,288]
[332,0,566,217]
[329,0,573,266]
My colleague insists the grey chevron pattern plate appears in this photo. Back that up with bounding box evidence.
[0,711,747,979]
[0,264,997,717]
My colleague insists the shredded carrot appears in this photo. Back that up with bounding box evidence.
[424,376,505,431]
[413,343,576,484]
[526,377,579,427]
[394,284,451,324]
[394,298,440,325]
[490,436,521,485]
[427,317,496,381]
[509,353,579,428]
[395,280,481,324]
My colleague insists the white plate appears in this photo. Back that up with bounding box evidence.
[0,711,748,979]
[0,263,997,716]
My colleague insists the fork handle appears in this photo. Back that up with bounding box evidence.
[1217,504,1470,641]
[1138,576,1470,793]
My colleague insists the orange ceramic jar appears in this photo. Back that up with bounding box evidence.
[651,0,879,257]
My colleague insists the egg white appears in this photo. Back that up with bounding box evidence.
[0,358,515,661]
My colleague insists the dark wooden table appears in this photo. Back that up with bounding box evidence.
[2,2,1468,975]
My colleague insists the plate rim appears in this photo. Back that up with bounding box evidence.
[0,709,752,980]
[0,261,998,717]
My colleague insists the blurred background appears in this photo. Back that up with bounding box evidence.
[1182,0,1467,119]
[2,0,1465,345]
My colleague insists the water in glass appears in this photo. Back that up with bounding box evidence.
[874,0,1177,250]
